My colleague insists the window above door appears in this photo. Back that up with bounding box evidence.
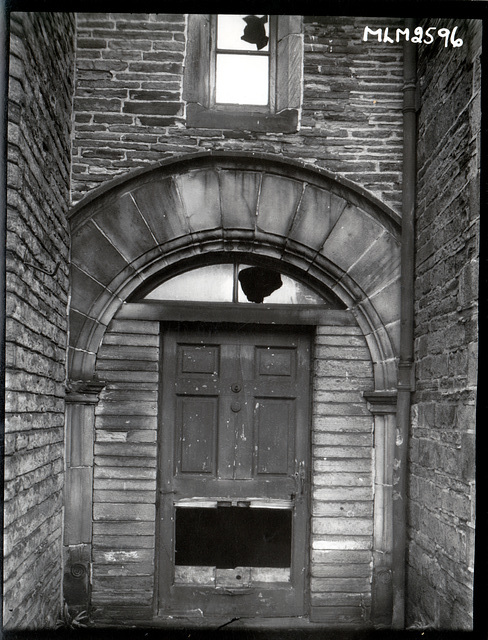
[214,15,270,108]
[143,263,332,305]
[183,15,303,132]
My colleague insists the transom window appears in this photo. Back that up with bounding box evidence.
[143,264,329,305]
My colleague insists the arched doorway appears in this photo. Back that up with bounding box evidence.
[64,153,401,628]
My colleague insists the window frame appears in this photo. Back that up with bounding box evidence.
[141,262,331,305]
[183,14,302,133]
[210,14,276,113]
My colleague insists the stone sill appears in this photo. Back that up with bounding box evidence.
[186,103,299,133]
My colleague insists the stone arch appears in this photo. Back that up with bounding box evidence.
[68,151,401,390]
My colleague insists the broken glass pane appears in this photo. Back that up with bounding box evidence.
[217,15,269,52]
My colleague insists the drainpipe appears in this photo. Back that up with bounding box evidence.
[393,18,417,629]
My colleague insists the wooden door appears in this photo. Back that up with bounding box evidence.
[158,324,311,619]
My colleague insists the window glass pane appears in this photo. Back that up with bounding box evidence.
[217,15,269,52]
[144,265,234,302]
[216,54,269,105]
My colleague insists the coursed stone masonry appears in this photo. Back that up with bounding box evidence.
[71,14,403,213]
[5,12,75,629]
[407,18,480,630]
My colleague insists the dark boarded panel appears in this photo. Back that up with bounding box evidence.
[178,397,217,474]
[175,507,292,568]
[255,399,293,475]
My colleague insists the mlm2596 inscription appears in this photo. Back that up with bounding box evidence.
[363,26,463,47]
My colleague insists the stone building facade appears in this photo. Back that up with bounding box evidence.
[3,11,481,631]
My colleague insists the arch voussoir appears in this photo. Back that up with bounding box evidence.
[68,153,401,391]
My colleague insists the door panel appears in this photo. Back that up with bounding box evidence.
[158,325,311,619]
[177,397,217,474]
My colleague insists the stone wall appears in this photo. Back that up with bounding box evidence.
[4,12,75,629]
[407,18,480,629]
[71,14,403,213]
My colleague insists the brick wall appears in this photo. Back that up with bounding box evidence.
[407,19,480,629]
[4,12,75,629]
[71,14,403,213]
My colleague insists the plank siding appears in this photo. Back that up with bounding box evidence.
[92,319,159,609]
[310,323,374,624]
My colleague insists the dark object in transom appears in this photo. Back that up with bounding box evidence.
[238,267,282,303]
